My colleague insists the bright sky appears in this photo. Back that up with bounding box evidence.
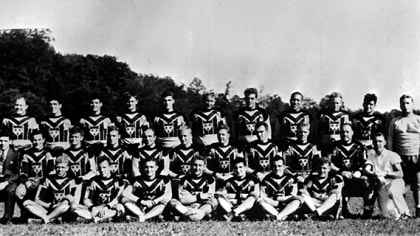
[1,0,420,112]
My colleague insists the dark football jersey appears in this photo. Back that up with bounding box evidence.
[79,115,113,144]
[247,141,279,173]
[21,148,54,179]
[223,175,258,202]
[179,174,215,195]
[86,176,125,205]
[40,116,71,149]
[235,107,270,143]
[261,173,294,199]
[131,176,171,200]
[153,112,185,148]
[283,142,320,177]
[63,148,94,178]
[38,175,78,204]
[276,110,311,142]
[352,112,386,147]
[207,143,241,174]
[305,174,343,200]
[191,109,225,146]
[2,115,38,147]
[99,146,131,178]
[117,112,149,145]
[330,141,365,172]
[170,145,200,176]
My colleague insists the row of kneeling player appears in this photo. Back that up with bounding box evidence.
[17,148,410,224]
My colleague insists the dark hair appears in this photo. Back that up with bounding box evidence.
[30,129,45,140]
[70,126,84,136]
[217,124,230,133]
[192,155,207,165]
[400,94,413,103]
[123,92,138,101]
[162,90,175,99]
[290,91,303,100]
[340,122,353,131]
[373,132,385,139]
[97,156,111,166]
[272,156,285,164]
[363,93,377,105]
[233,158,246,166]
[318,157,331,167]
[0,130,10,138]
[244,88,258,98]
[141,157,158,167]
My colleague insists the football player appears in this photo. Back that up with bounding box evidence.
[216,158,259,221]
[283,123,321,185]
[2,96,39,149]
[190,92,226,149]
[40,98,72,150]
[246,122,280,181]
[329,123,368,218]
[122,158,171,222]
[233,88,271,148]
[132,128,169,177]
[257,156,302,221]
[206,125,243,186]
[300,157,343,219]
[79,96,113,145]
[352,93,386,148]
[116,93,149,151]
[73,157,125,223]
[153,90,186,150]
[168,155,217,221]
[275,92,311,151]
[23,156,80,223]
[316,92,350,155]
[98,127,131,181]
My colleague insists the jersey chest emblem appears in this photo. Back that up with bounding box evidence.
[329,121,340,133]
[110,164,119,173]
[246,123,255,133]
[126,126,135,136]
[54,191,65,202]
[298,158,308,168]
[33,164,43,177]
[220,160,230,169]
[343,159,352,168]
[99,192,111,203]
[259,159,270,168]
[203,122,213,132]
[49,129,60,139]
[89,127,100,137]
[163,124,174,134]
[181,164,190,174]
[70,164,81,175]
[13,126,24,136]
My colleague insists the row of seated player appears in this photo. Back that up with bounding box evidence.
[13,133,410,223]
[1,90,389,157]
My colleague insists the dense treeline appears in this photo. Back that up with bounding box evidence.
[0,29,415,129]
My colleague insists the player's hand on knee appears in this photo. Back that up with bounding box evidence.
[15,183,27,199]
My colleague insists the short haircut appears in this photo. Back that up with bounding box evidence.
[373,132,386,139]
[48,97,62,104]
[179,126,192,135]
[141,157,158,167]
[97,156,111,166]
[400,94,413,103]
[363,93,377,105]
[30,129,45,140]
[123,92,138,101]
[15,96,27,103]
[298,123,311,131]
[255,121,268,131]
[290,91,303,99]
[192,155,207,165]
[244,88,258,98]
[329,92,343,100]
[203,91,216,100]
[162,90,175,99]
[70,126,84,136]
[341,122,353,130]
[272,156,285,164]
[217,124,230,133]
[89,94,102,102]
[108,126,120,134]
[56,155,70,165]
[318,157,331,167]
[143,127,155,136]
[233,158,246,166]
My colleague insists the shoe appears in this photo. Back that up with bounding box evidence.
[416,208,420,218]
[360,210,373,220]
[0,218,11,224]
[27,218,43,224]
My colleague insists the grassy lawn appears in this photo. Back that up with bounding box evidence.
[0,194,418,235]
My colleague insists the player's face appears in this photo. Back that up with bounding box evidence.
[330,97,342,112]
[318,163,330,178]
[98,161,111,178]
[0,136,10,151]
[290,94,302,111]
[400,98,413,114]
[90,99,102,113]
[162,96,175,111]
[49,100,62,115]
[143,161,158,179]
[70,133,83,147]
[107,130,120,146]
[31,134,45,151]
[245,93,257,109]
[340,125,353,143]
[191,159,205,177]
[14,98,28,116]
[217,129,230,146]
[127,96,138,112]
[233,162,246,178]
[56,163,69,177]
[272,160,285,176]
[143,129,156,147]
[256,126,268,142]
[297,128,309,143]
[179,130,192,146]
[373,135,386,154]
[363,100,375,114]
[204,96,216,110]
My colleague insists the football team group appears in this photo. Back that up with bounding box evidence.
[0,88,419,224]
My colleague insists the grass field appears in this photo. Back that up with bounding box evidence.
[1,195,419,236]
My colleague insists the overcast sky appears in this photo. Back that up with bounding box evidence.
[1,0,420,112]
